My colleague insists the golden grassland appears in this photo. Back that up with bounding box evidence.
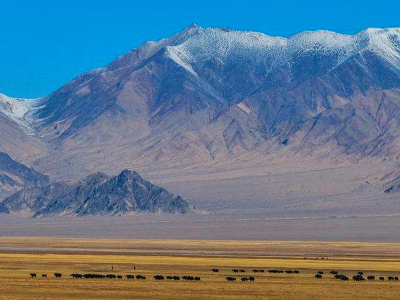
[3,237,400,257]
[1,238,400,299]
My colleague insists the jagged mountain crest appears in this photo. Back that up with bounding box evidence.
[0,169,195,217]
[1,25,400,182]
[0,151,49,199]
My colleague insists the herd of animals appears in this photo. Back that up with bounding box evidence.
[28,268,400,283]
[314,270,399,282]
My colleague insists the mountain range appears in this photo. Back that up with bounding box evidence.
[1,25,400,216]
[0,169,193,217]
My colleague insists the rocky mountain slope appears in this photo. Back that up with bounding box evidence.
[0,93,45,162]
[1,25,400,191]
[0,151,49,199]
[0,170,194,217]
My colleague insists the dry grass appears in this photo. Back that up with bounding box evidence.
[1,238,400,299]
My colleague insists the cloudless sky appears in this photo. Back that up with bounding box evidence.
[0,0,399,98]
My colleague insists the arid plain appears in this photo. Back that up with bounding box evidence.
[1,238,400,300]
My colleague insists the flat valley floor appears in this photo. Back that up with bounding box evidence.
[3,157,400,242]
[1,238,400,300]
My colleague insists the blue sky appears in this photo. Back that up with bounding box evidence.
[0,0,399,98]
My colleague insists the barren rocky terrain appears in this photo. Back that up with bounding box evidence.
[1,25,400,240]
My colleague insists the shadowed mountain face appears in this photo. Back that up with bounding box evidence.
[0,170,194,217]
[1,26,400,183]
[0,151,49,200]
[32,26,400,163]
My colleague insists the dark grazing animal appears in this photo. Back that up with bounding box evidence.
[367,276,375,281]
[334,274,349,281]
[126,275,135,279]
[70,274,83,279]
[117,275,123,279]
[395,277,399,281]
[226,276,236,281]
[388,276,395,281]
[182,276,195,281]
[30,273,37,278]
[82,274,105,279]
[379,277,385,281]
[315,274,323,279]
[357,272,364,275]
[212,269,219,273]
[253,269,265,273]
[353,275,365,281]
[330,271,339,275]
[232,269,239,273]
[154,275,165,280]
[239,269,245,273]
[105,274,117,279]
[54,273,62,278]
[317,271,324,275]
[136,275,146,280]
[41,274,47,278]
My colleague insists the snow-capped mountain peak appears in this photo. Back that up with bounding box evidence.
[360,28,400,69]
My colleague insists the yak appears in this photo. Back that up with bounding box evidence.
[330,270,339,275]
[334,274,349,281]
[182,276,195,281]
[353,275,365,281]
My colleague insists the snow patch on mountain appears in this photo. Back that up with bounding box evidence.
[165,46,198,76]
[169,26,287,67]
[237,103,251,114]
[362,28,400,69]
[0,93,37,134]
[162,25,400,75]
